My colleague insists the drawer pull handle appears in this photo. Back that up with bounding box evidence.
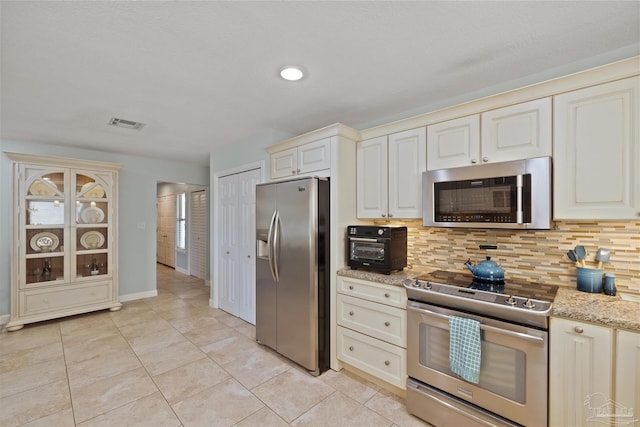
[349,311,354,316]
[384,321,390,327]
[384,293,390,298]
[574,326,584,334]
[384,360,390,366]
[349,346,354,351]
[349,285,354,290]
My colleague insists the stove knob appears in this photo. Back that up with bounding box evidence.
[506,296,517,306]
[412,280,420,288]
[524,298,536,309]
[424,282,432,290]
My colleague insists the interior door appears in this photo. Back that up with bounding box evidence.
[156,194,176,267]
[219,174,238,316]
[189,190,207,280]
[237,169,261,324]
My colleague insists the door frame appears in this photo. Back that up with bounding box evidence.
[211,161,265,309]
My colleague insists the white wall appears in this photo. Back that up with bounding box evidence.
[0,139,209,316]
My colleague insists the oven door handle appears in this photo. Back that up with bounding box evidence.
[408,304,544,344]
[349,237,380,243]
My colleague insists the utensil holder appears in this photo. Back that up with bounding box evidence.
[576,267,604,293]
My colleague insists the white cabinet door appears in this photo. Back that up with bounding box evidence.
[388,127,426,218]
[427,115,480,170]
[357,136,388,219]
[549,317,613,427]
[554,77,640,219]
[270,147,297,180]
[298,138,330,174]
[481,97,552,164]
[615,330,640,423]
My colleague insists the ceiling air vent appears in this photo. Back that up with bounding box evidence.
[108,117,146,130]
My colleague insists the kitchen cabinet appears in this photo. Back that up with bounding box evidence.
[426,98,551,170]
[615,329,640,425]
[553,76,640,219]
[270,137,330,180]
[6,153,121,331]
[357,127,426,219]
[336,276,407,389]
[549,317,613,427]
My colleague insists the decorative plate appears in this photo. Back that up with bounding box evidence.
[80,230,105,249]
[30,232,60,252]
[81,206,105,223]
[81,182,105,198]
[29,180,58,196]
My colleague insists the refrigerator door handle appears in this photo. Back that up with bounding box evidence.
[272,210,280,283]
[267,210,278,282]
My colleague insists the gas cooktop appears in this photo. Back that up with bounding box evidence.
[404,270,558,329]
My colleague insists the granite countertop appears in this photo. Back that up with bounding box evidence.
[337,267,640,332]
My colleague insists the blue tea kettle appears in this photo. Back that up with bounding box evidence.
[464,256,505,282]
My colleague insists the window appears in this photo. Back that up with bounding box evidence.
[176,192,186,250]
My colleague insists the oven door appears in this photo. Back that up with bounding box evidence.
[407,301,548,427]
[348,237,387,265]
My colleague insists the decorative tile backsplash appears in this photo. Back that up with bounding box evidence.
[375,220,640,293]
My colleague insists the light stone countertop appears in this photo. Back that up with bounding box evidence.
[337,267,640,332]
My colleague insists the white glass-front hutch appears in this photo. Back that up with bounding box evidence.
[6,153,121,331]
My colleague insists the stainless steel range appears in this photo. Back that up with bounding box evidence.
[404,270,558,427]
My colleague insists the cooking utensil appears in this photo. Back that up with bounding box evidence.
[595,248,611,269]
[575,245,587,267]
[566,250,580,267]
[464,256,505,281]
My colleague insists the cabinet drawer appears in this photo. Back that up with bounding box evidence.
[20,281,113,317]
[338,276,406,308]
[337,294,406,347]
[337,326,406,389]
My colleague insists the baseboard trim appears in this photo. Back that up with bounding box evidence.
[0,314,10,326]
[119,290,158,302]
[175,266,189,275]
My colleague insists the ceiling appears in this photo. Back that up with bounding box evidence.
[1,1,639,166]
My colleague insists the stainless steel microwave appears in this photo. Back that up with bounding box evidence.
[423,157,551,229]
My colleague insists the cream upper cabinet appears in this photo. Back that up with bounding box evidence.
[427,98,551,170]
[553,76,640,219]
[6,153,121,331]
[357,127,426,219]
[270,137,330,179]
[615,329,640,424]
[549,317,613,427]
[427,115,480,170]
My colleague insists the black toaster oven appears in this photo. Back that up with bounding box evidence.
[347,225,407,274]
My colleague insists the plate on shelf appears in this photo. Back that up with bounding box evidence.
[80,231,105,249]
[81,206,105,223]
[81,182,105,198]
[29,180,57,196]
[30,232,59,252]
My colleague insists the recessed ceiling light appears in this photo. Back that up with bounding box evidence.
[280,66,304,81]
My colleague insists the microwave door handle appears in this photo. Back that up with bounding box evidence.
[350,237,379,242]
[408,304,543,344]
[516,174,524,224]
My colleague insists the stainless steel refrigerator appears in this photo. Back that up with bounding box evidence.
[255,176,329,376]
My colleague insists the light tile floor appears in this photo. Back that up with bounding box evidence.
[0,264,429,426]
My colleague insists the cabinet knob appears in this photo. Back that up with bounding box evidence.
[349,285,354,290]
[381,213,387,218]
[388,213,393,218]
[291,170,296,174]
[471,159,478,164]
[482,157,489,163]
[296,169,300,173]
[384,321,390,327]
[384,293,390,298]
[349,311,354,316]
[349,346,354,351]
[574,326,584,334]
[384,360,390,366]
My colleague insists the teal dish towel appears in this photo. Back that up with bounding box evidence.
[449,316,481,384]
